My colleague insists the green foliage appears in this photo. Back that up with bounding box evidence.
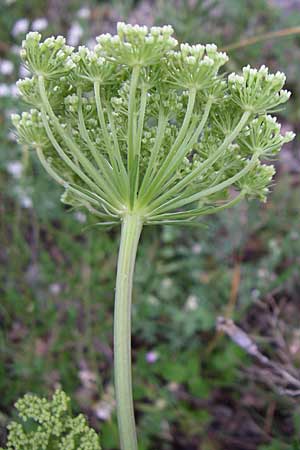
[259,440,300,450]
[0,389,101,450]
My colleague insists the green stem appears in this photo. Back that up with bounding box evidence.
[114,214,143,450]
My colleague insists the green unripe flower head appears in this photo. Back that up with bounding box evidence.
[12,23,294,226]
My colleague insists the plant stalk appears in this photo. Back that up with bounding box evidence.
[114,213,143,450]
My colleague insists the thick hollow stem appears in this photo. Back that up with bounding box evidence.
[114,213,143,450]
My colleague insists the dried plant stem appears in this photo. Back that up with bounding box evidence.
[222,26,300,52]
[114,214,143,450]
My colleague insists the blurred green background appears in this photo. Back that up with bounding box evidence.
[1,1,300,449]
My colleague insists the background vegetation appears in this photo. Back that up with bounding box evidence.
[1,1,300,449]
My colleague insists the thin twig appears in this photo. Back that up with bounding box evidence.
[218,317,300,395]
[222,26,300,52]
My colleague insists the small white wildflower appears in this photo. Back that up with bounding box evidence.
[74,211,87,223]
[146,351,159,363]
[19,64,30,78]
[7,161,23,178]
[7,131,17,142]
[20,193,33,208]
[251,288,261,300]
[192,243,202,254]
[161,278,172,288]
[49,283,62,295]
[0,60,14,76]
[12,18,29,37]
[11,45,21,55]
[0,83,10,96]
[77,6,90,19]
[10,85,18,97]
[79,369,97,389]
[87,38,97,50]
[67,22,83,46]
[147,295,159,305]
[95,401,114,421]
[155,399,167,410]
[31,17,48,31]
[258,268,268,278]
[167,382,180,392]
[185,294,198,311]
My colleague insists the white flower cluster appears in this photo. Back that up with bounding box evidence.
[238,114,295,159]
[0,83,18,97]
[12,110,47,148]
[96,22,177,66]
[74,46,115,84]
[228,65,291,112]
[12,18,29,37]
[0,59,14,76]
[166,42,228,90]
[67,22,84,46]
[20,32,75,79]
[31,17,48,32]
[12,23,294,225]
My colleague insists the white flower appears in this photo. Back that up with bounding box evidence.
[0,84,16,97]
[67,22,83,46]
[87,38,97,50]
[77,6,90,19]
[147,295,159,305]
[161,278,172,288]
[184,294,198,311]
[192,243,202,254]
[10,85,18,97]
[146,351,159,363]
[74,211,87,223]
[49,283,62,295]
[12,18,29,37]
[155,399,167,410]
[95,401,114,421]
[167,382,180,392]
[7,131,17,142]
[11,45,21,55]
[79,369,97,388]
[31,17,48,31]
[19,193,33,209]
[0,83,10,97]
[19,65,30,78]
[7,161,23,178]
[0,60,14,76]
[251,289,260,300]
